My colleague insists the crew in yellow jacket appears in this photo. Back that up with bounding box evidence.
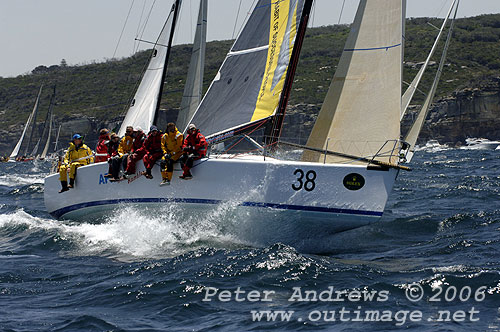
[160,123,184,185]
[59,134,94,193]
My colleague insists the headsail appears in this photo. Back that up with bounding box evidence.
[10,85,43,159]
[188,0,308,140]
[118,0,181,137]
[303,0,403,164]
[177,0,207,132]
[401,0,457,121]
[404,1,459,162]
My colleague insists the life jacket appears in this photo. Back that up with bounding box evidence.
[118,135,134,156]
[161,127,183,156]
[64,142,94,165]
[183,130,208,157]
[144,131,163,154]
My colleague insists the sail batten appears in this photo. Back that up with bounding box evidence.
[303,0,403,164]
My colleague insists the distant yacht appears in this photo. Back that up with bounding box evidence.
[463,138,500,150]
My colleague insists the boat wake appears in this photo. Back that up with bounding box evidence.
[414,140,451,153]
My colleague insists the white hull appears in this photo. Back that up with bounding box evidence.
[44,156,398,239]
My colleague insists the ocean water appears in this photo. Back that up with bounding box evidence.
[0,148,499,331]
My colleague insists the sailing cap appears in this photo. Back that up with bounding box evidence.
[72,134,82,140]
[135,126,143,132]
[150,125,158,132]
[188,124,196,131]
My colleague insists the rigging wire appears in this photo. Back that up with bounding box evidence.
[338,0,346,24]
[134,0,158,54]
[232,0,243,39]
[435,0,451,18]
[113,0,136,59]
[134,0,148,52]
[234,0,257,41]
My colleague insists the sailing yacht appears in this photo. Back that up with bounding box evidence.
[9,85,43,162]
[44,0,458,241]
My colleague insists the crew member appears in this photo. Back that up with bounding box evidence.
[123,127,146,177]
[104,133,120,177]
[160,122,183,185]
[106,126,134,180]
[142,125,163,179]
[179,124,207,179]
[59,134,93,193]
[95,128,110,163]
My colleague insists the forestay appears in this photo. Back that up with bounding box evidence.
[189,0,306,138]
[118,1,181,137]
[304,0,403,164]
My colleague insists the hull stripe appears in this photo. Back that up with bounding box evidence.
[49,198,384,219]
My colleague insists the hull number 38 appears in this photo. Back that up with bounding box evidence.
[292,169,317,191]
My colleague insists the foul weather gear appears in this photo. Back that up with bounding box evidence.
[59,142,93,183]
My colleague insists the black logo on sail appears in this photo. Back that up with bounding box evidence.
[343,173,365,191]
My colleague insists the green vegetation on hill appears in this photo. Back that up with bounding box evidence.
[0,14,499,129]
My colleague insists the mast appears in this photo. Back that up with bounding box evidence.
[24,84,43,156]
[177,0,207,132]
[54,124,61,152]
[266,0,314,145]
[41,87,56,159]
[153,0,181,127]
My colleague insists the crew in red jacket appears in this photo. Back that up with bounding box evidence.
[95,128,110,163]
[123,127,146,177]
[179,124,207,179]
[142,125,163,179]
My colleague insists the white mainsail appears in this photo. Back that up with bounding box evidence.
[404,1,459,162]
[304,0,403,164]
[401,0,457,121]
[9,85,43,159]
[118,0,181,136]
[177,0,207,132]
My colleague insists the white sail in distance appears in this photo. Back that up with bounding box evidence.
[401,0,457,121]
[404,1,459,162]
[9,85,43,159]
[41,113,54,159]
[118,1,181,137]
[177,0,207,133]
[304,0,403,164]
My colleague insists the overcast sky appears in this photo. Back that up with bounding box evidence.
[1,0,499,78]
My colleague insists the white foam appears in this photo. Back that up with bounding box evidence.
[0,174,45,187]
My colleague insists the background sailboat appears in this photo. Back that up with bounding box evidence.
[9,85,43,161]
